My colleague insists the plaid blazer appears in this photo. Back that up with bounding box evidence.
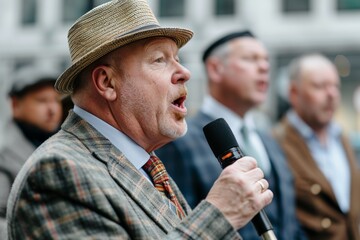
[156,111,307,240]
[273,117,360,240]
[7,111,240,240]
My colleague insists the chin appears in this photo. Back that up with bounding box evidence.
[160,118,187,139]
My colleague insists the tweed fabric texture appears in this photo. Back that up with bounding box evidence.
[6,111,241,239]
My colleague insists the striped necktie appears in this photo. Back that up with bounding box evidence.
[143,155,185,219]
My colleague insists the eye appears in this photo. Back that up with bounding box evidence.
[240,55,254,62]
[155,57,164,63]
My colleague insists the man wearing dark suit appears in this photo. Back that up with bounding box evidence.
[273,54,360,240]
[6,1,273,239]
[156,31,307,239]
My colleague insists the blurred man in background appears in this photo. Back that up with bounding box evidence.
[0,65,63,236]
[273,53,360,240]
[156,30,307,239]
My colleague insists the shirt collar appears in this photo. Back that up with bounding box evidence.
[286,110,341,140]
[73,105,149,170]
[201,95,256,133]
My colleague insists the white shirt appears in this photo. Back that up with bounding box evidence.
[201,95,271,175]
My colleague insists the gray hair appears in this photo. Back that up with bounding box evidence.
[287,53,333,83]
[207,42,231,63]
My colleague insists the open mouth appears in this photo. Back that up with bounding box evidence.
[172,96,186,109]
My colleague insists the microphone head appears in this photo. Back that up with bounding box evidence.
[203,118,239,158]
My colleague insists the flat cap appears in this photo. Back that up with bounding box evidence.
[9,65,58,97]
[202,30,255,62]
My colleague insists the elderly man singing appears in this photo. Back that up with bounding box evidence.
[7,0,272,239]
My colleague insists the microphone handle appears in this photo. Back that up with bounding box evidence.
[217,147,277,240]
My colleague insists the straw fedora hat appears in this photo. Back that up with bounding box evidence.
[55,0,193,94]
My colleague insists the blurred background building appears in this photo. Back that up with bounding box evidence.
[1,0,360,153]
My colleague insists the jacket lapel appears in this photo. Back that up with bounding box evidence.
[281,118,338,203]
[341,136,360,216]
[61,111,180,232]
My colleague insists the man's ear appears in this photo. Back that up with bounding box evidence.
[206,58,224,84]
[11,96,21,117]
[92,65,117,101]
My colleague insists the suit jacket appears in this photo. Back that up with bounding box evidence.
[7,111,241,239]
[273,117,360,240]
[0,120,36,217]
[156,111,307,240]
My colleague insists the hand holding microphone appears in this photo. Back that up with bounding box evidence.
[203,118,277,240]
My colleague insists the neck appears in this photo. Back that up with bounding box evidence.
[315,128,329,146]
[215,97,250,118]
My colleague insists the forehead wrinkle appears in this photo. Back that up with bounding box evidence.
[143,37,178,55]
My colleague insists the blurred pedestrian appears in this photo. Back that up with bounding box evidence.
[273,53,360,240]
[156,30,307,240]
[0,65,62,236]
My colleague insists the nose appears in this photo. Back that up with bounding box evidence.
[48,100,62,117]
[172,62,191,84]
[259,59,270,73]
[327,84,340,99]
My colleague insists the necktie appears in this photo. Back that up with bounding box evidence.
[143,155,185,219]
[240,125,262,169]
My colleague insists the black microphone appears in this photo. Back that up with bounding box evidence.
[203,118,277,240]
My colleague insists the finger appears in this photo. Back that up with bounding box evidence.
[261,189,274,206]
[256,179,269,193]
[244,167,264,183]
[232,156,257,172]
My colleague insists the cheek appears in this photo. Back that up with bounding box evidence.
[227,64,247,79]
[227,65,254,86]
[51,102,64,120]
[302,90,318,103]
[310,93,326,106]
[232,63,256,77]
[18,101,38,117]
[28,104,47,119]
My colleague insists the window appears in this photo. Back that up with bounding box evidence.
[159,0,185,17]
[62,0,110,23]
[215,0,235,16]
[338,0,360,10]
[59,58,71,72]
[21,0,37,25]
[14,59,35,71]
[282,0,310,13]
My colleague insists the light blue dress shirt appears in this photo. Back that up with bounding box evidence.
[73,105,151,180]
[287,110,350,213]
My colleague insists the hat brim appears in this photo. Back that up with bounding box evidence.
[55,26,193,94]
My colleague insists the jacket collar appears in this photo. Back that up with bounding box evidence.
[61,111,182,231]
